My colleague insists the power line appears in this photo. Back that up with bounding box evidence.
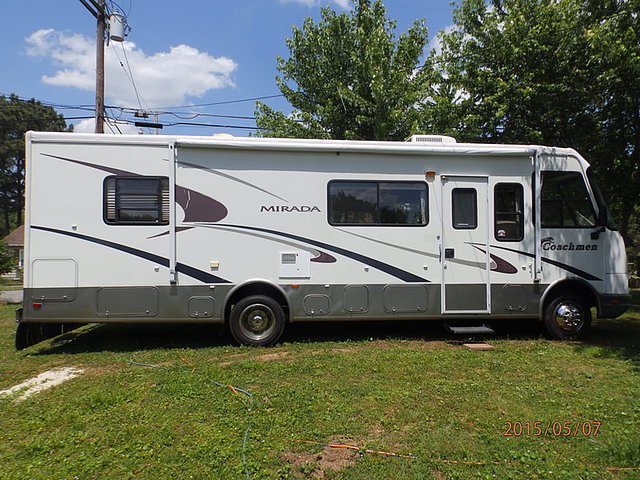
[120,42,147,110]
[164,121,259,130]
[107,0,131,17]
[0,93,278,131]
[157,94,285,110]
[107,105,258,121]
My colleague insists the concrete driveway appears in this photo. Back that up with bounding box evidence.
[0,290,23,304]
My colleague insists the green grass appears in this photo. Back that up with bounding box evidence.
[0,278,22,290]
[1,293,639,479]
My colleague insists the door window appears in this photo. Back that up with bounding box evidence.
[494,183,524,241]
[452,188,477,229]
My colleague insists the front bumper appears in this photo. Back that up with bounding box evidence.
[597,294,632,318]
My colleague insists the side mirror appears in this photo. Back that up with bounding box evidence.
[590,226,606,240]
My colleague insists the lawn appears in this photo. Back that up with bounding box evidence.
[0,293,639,479]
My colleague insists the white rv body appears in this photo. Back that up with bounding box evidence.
[17,132,630,347]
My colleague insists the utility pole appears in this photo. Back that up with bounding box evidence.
[80,0,128,133]
[95,0,105,133]
[79,0,106,133]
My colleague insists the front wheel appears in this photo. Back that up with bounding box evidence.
[228,295,285,346]
[543,294,591,340]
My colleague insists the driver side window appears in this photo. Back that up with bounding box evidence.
[541,171,596,228]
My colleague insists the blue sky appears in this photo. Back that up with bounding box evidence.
[0,0,455,135]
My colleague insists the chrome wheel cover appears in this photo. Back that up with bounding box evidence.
[238,303,276,341]
[553,301,584,332]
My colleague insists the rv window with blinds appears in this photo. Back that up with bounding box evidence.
[494,183,524,241]
[541,171,596,227]
[328,181,428,226]
[104,176,169,225]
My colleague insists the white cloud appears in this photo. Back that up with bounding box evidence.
[428,24,457,57]
[72,118,95,133]
[332,0,351,8]
[73,117,140,134]
[25,29,238,109]
[278,0,352,9]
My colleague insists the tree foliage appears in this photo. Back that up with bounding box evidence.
[426,0,640,243]
[0,241,15,276]
[0,94,71,235]
[255,0,430,140]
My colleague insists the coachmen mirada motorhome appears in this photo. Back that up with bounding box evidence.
[15,132,631,348]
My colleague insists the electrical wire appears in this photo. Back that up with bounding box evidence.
[120,42,147,110]
[107,106,260,122]
[107,0,131,17]
[157,94,285,110]
[110,43,147,113]
[0,92,273,131]
[163,121,259,130]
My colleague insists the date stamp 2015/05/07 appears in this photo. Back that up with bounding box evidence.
[503,421,601,437]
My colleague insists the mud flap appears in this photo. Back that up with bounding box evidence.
[15,322,64,350]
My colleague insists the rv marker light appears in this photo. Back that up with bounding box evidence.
[32,303,43,309]
[425,170,436,179]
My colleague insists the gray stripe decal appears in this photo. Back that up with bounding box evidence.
[31,226,230,284]
[214,224,429,283]
[178,160,289,202]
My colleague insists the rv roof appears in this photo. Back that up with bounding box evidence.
[26,131,585,164]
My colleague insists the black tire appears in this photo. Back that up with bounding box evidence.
[542,294,591,340]
[228,295,285,347]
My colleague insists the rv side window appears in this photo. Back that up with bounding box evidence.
[104,176,169,225]
[494,183,524,241]
[452,188,477,229]
[328,181,428,226]
[541,171,596,228]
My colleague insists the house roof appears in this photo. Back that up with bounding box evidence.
[3,225,24,247]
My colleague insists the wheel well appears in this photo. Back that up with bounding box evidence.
[224,283,290,324]
[541,280,598,316]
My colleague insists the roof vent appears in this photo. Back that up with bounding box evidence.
[407,134,457,144]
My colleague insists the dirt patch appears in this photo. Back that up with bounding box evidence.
[307,347,362,356]
[0,367,84,401]
[217,350,291,366]
[256,351,290,362]
[284,436,357,479]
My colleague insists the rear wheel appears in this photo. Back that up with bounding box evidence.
[228,295,285,346]
[543,294,591,340]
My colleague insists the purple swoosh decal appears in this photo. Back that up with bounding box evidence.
[175,186,227,222]
[474,243,602,281]
[470,244,518,274]
[43,154,227,223]
[311,251,337,263]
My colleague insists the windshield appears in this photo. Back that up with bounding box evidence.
[587,168,618,230]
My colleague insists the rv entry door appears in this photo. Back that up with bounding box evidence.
[440,176,491,314]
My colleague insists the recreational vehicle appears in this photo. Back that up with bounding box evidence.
[15,132,630,348]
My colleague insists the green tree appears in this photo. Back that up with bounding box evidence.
[427,0,640,242]
[255,0,430,140]
[0,94,71,235]
[0,241,14,276]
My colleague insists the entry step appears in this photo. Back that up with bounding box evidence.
[445,324,495,335]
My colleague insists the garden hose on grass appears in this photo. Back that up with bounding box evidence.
[126,359,255,479]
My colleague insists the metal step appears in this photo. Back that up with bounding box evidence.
[445,324,495,335]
